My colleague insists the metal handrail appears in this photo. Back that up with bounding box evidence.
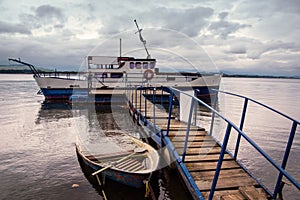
[211,89,300,199]
[127,86,299,199]
[214,89,300,124]
[167,87,299,199]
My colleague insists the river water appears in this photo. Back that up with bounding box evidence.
[0,74,299,199]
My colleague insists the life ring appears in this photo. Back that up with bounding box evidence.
[143,69,154,80]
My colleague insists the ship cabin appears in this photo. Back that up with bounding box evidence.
[86,56,157,80]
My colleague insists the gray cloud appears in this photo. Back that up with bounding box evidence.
[228,44,247,54]
[161,6,214,37]
[19,5,65,29]
[0,0,299,76]
[0,21,31,34]
[247,41,297,59]
[99,6,214,37]
[208,12,251,39]
[35,5,64,19]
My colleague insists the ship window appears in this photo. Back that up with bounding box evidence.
[111,73,123,78]
[135,62,141,69]
[88,64,97,69]
[143,62,148,69]
[130,62,134,69]
[150,62,155,69]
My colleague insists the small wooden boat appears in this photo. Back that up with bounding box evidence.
[76,135,160,188]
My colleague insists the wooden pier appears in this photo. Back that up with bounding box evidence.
[130,89,270,200]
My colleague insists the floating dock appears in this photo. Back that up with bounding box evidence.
[127,87,299,200]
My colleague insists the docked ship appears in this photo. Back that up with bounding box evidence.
[9,20,221,103]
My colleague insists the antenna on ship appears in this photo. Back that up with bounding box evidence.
[134,19,151,59]
[119,38,122,57]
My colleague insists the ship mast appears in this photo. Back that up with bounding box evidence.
[134,19,151,59]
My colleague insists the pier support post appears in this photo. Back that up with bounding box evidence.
[166,90,174,136]
[209,90,218,136]
[234,98,248,160]
[182,98,195,162]
[153,88,156,126]
[273,121,297,199]
[209,123,232,200]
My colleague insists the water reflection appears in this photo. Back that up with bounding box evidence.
[35,101,72,124]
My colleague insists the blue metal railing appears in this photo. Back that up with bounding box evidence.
[166,87,299,199]
[211,89,300,199]
[127,86,299,199]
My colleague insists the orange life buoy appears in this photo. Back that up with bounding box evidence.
[143,69,154,80]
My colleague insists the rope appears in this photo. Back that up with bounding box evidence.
[145,172,154,198]
[96,174,108,200]
[145,179,150,198]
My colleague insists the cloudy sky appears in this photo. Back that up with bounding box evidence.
[0,0,299,76]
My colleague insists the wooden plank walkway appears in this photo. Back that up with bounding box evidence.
[131,90,270,200]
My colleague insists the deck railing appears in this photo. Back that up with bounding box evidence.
[165,87,299,199]
[209,89,300,199]
[128,86,299,200]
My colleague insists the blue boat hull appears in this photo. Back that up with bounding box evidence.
[75,146,148,189]
[41,85,218,104]
[41,88,87,100]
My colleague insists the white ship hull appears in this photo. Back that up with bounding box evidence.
[35,73,221,102]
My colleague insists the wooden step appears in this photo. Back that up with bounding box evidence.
[184,154,232,162]
[170,135,212,142]
[220,194,244,200]
[173,141,218,148]
[195,175,258,191]
[201,190,245,200]
[168,130,208,136]
[177,146,222,155]
[190,168,248,181]
[185,160,240,172]
[239,186,268,200]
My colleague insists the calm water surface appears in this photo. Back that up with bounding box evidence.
[0,74,100,200]
[219,78,300,199]
[0,74,299,199]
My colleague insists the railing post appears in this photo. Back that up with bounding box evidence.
[153,88,156,126]
[166,90,174,137]
[131,87,133,105]
[193,90,197,126]
[135,86,137,107]
[209,123,232,200]
[182,97,195,162]
[139,88,142,112]
[209,90,218,136]
[144,88,147,118]
[234,98,248,160]
[273,121,298,199]
[161,89,163,106]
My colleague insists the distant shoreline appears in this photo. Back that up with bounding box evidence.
[0,70,299,79]
[222,73,300,79]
